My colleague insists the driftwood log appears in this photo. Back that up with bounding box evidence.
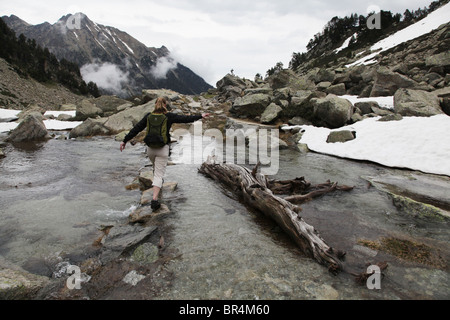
[199,157,353,274]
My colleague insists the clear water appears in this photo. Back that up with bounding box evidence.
[0,134,449,299]
[0,136,143,267]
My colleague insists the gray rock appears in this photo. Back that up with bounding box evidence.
[216,74,247,90]
[103,100,155,134]
[76,99,103,120]
[260,103,282,124]
[0,258,50,299]
[92,95,133,116]
[142,89,181,101]
[288,116,312,126]
[100,224,158,264]
[316,81,332,91]
[425,51,450,68]
[283,90,316,118]
[312,94,353,128]
[69,118,110,139]
[394,88,443,116]
[6,113,50,142]
[326,83,346,95]
[326,130,356,143]
[122,270,146,286]
[378,114,403,122]
[230,93,271,117]
[370,67,417,97]
[314,68,336,83]
[354,101,379,115]
[131,243,159,264]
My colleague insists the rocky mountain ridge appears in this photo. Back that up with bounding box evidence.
[2,13,212,97]
[212,16,450,131]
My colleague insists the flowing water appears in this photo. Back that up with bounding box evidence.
[0,133,449,299]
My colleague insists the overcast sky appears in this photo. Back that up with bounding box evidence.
[1,0,437,86]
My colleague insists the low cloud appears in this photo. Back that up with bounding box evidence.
[80,60,129,94]
[150,55,178,80]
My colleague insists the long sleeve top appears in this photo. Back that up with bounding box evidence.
[122,112,202,144]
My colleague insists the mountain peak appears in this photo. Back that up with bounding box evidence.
[2,13,212,97]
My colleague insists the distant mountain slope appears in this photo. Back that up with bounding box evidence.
[2,13,212,97]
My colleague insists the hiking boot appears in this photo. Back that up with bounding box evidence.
[151,200,161,210]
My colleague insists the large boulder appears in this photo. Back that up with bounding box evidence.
[425,51,450,69]
[260,103,283,124]
[103,100,155,134]
[69,118,110,139]
[394,88,443,116]
[268,69,315,91]
[6,113,50,142]
[230,93,271,117]
[92,96,133,117]
[370,67,417,97]
[75,99,103,120]
[283,90,320,119]
[326,83,346,95]
[216,74,247,91]
[311,94,353,128]
[75,96,133,120]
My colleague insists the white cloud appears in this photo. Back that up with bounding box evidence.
[150,55,178,80]
[80,60,129,93]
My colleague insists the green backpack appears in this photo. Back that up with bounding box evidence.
[144,113,168,148]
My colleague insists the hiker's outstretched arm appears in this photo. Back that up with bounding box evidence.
[168,113,203,124]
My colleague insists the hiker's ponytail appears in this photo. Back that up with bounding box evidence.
[154,97,168,114]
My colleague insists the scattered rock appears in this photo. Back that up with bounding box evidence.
[122,270,146,286]
[326,130,356,143]
[378,114,403,122]
[129,204,171,224]
[354,101,380,115]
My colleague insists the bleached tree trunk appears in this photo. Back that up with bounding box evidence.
[199,157,348,274]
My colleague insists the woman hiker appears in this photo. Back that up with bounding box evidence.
[120,97,209,210]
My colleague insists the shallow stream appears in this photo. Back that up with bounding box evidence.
[0,134,449,299]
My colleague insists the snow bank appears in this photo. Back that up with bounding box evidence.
[340,95,394,109]
[285,114,450,176]
[0,108,81,132]
[347,3,450,67]
[44,110,76,117]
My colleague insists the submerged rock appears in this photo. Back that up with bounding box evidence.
[0,258,50,299]
[131,243,159,264]
[100,225,158,264]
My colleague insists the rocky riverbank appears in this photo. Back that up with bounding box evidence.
[0,160,182,300]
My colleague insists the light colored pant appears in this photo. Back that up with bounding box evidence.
[146,145,170,188]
